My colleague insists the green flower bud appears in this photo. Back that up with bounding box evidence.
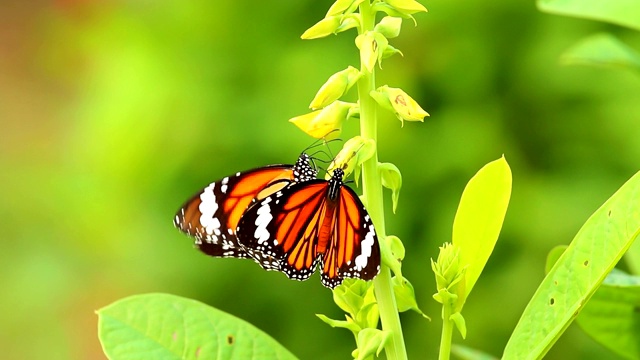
[370,85,429,125]
[384,0,428,15]
[374,16,403,39]
[326,0,365,16]
[355,31,389,72]
[301,15,342,39]
[289,101,355,138]
[309,66,361,110]
[432,243,463,291]
[326,136,375,178]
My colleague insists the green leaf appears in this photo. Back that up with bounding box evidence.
[450,312,467,339]
[97,293,298,360]
[301,16,342,40]
[537,0,640,31]
[576,269,640,360]
[451,344,499,360]
[545,245,568,274]
[379,162,402,213]
[452,156,512,300]
[561,33,640,73]
[316,314,361,334]
[392,276,429,318]
[503,170,640,359]
[355,329,391,360]
[626,236,640,275]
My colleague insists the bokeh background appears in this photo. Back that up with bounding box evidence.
[2,0,640,359]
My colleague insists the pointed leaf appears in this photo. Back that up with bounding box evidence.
[452,156,512,299]
[97,293,297,360]
[503,170,640,359]
[561,33,640,73]
[538,0,640,31]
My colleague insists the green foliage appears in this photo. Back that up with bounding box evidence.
[576,269,640,360]
[561,33,640,73]
[503,171,640,359]
[97,293,297,360]
[537,0,640,31]
[452,156,512,301]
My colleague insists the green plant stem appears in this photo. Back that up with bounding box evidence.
[357,2,408,360]
[439,305,453,360]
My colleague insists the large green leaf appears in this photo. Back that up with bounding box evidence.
[97,293,298,360]
[561,33,640,73]
[576,269,640,360]
[537,0,640,31]
[503,171,640,360]
[452,156,512,299]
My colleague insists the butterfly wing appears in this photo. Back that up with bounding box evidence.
[174,165,296,258]
[320,185,380,289]
[237,175,380,289]
[237,180,328,280]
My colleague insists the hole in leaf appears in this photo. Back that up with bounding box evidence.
[550,298,555,306]
[227,335,235,345]
[584,260,589,267]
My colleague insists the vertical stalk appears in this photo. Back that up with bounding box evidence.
[357,2,407,360]
[439,305,453,360]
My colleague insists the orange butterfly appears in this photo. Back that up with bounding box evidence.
[237,168,380,289]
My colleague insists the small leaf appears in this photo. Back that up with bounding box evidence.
[503,170,640,359]
[453,156,511,302]
[537,0,640,31]
[379,162,402,213]
[545,245,568,274]
[335,14,361,34]
[561,33,640,73]
[450,312,467,339]
[393,276,429,319]
[97,293,298,360]
[316,314,361,334]
[381,44,404,60]
[576,269,640,360]
[355,329,391,360]
[372,2,418,25]
[451,344,499,360]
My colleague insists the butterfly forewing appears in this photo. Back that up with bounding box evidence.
[174,153,316,259]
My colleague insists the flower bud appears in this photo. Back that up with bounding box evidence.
[374,16,403,39]
[384,0,428,15]
[309,66,361,110]
[370,85,429,125]
[355,31,389,72]
[289,101,354,138]
[326,136,375,178]
[301,16,342,39]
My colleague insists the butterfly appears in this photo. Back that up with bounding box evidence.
[174,153,317,259]
[236,167,380,289]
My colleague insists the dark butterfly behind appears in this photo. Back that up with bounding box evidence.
[173,153,317,259]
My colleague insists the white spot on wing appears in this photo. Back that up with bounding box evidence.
[354,225,375,270]
[199,183,222,236]
[254,197,273,244]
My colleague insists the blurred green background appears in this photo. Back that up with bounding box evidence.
[2,0,640,359]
